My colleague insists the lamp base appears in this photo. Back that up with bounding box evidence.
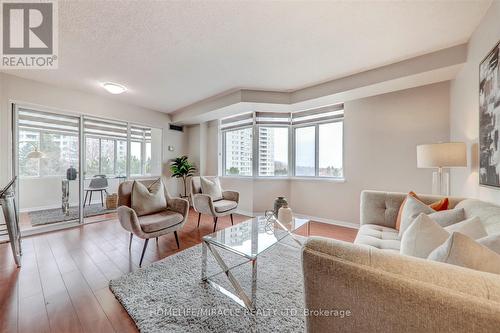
[431,169,449,196]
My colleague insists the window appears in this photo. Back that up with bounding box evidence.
[85,137,100,176]
[84,118,128,177]
[258,127,288,176]
[17,109,162,179]
[18,109,80,177]
[224,127,253,176]
[83,120,161,177]
[130,125,159,176]
[116,140,127,175]
[130,141,142,175]
[294,126,315,176]
[319,122,343,177]
[100,139,115,175]
[219,104,343,178]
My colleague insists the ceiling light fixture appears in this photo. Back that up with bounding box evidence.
[102,82,127,94]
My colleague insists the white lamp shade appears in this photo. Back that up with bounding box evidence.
[417,142,467,168]
[27,150,44,159]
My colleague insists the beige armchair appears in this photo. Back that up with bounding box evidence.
[117,179,189,267]
[191,176,239,232]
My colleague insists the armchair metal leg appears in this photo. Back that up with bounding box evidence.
[213,217,218,232]
[100,190,104,207]
[84,191,89,207]
[174,231,180,249]
[156,237,158,244]
[230,214,234,225]
[197,213,201,228]
[139,239,149,267]
[129,233,133,250]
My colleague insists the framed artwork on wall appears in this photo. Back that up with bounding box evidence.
[479,40,500,188]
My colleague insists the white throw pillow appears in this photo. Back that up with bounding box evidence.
[200,177,223,201]
[400,213,449,258]
[131,179,166,216]
[444,217,487,240]
[428,232,500,275]
[398,196,435,237]
[428,208,465,227]
[478,234,500,254]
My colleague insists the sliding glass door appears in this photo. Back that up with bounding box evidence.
[82,117,128,220]
[12,104,164,233]
[14,106,82,231]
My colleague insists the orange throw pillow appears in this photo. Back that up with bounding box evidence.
[395,192,449,231]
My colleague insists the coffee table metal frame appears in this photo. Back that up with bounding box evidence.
[201,217,309,311]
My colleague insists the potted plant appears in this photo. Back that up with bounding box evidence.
[170,156,196,198]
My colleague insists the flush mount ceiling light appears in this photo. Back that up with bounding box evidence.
[102,82,127,94]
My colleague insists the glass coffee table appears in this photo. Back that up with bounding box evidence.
[201,216,310,311]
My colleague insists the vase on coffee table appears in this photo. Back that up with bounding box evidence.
[273,196,288,217]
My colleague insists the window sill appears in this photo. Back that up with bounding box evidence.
[220,176,345,183]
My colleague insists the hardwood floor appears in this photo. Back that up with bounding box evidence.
[0,209,358,333]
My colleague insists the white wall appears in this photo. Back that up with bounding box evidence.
[194,82,450,224]
[0,73,188,209]
[450,2,500,201]
[291,82,450,223]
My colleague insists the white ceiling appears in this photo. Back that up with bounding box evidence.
[3,0,491,113]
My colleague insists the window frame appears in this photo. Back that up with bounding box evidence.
[220,107,344,180]
[292,118,344,178]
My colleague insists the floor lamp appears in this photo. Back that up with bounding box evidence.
[416,142,467,196]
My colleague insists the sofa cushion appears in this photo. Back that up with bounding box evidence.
[400,213,450,258]
[428,232,500,275]
[455,199,500,235]
[213,199,237,213]
[399,195,436,237]
[429,208,465,227]
[200,177,223,201]
[354,224,400,251]
[400,214,486,258]
[395,192,448,230]
[444,216,487,239]
[139,210,183,233]
[131,179,166,216]
[478,234,500,254]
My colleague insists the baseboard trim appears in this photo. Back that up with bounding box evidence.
[234,209,255,217]
[237,210,359,230]
[293,213,359,229]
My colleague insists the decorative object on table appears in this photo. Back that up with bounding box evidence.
[479,40,500,188]
[416,142,467,195]
[66,166,77,180]
[84,176,109,207]
[278,203,293,224]
[25,142,45,159]
[0,177,22,267]
[273,196,288,216]
[106,193,118,209]
[169,155,196,198]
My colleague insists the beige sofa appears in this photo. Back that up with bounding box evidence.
[302,191,500,332]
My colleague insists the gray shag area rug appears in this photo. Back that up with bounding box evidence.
[29,204,114,226]
[109,236,306,332]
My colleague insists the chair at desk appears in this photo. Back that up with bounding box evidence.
[84,175,109,207]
